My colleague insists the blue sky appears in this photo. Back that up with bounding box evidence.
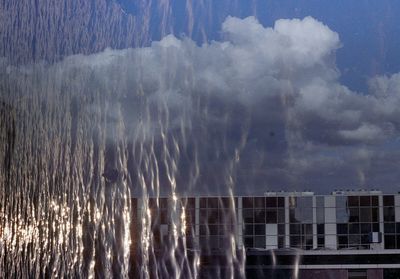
[153,0,400,93]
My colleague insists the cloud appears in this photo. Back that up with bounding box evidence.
[2,16,400,194]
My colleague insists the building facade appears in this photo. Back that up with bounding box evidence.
[131,191,400,279]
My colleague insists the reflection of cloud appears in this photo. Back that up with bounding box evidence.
[3,16,400,193]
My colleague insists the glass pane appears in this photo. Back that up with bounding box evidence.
[278,224,285,235]
[349,223,360,234]
[371,207,379,222]
[348,196,359,207]
[316,207,325,223]
[254,236,265,248]
[265,197,276,207]
[244,237,253,248]
[360,223,371,234]
[290,236,301,248]
[360,208,371,222]
[277,197,285,208]
[304,224,313,235]
[384,223,395,233]
[242,197,253,208]
[244,224,253,235]
[371,196,379,206]
[383,195,395,207]
[266,209,277,223]
[336,208,350,223]
[317,224,325,234]
[336,196,347,208]
[316,196,325,208]
[242,209,254,223]
[254,224,266,235]
[290,224,301,235]
[384,207,395,222]
[349,208,360,222]
[360,196,371,206]
[384,235,396,249]
[277,209,285,223]
[254,197,265,208]
[207,198,219,208]
[278,236,285,248]
[349,235,360,246]
[254,209,266,223]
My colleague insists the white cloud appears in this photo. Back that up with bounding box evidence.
[3,16,400,192]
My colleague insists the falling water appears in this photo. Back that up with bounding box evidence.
[0,33,249,278]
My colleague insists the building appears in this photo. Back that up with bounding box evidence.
[131,191,400,279]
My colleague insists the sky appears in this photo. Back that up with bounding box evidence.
[1,0,400,194]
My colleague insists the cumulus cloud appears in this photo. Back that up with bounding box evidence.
[2,16,400,193]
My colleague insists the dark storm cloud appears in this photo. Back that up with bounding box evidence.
[2,16,400,194]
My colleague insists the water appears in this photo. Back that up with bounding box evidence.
[0,37,249,277]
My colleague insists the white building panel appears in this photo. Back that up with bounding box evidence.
[395,195,400,222]
[266,224,278,236]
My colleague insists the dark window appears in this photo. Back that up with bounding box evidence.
[360,234,370,244]
[242,209,254,223]
[304,224,313,235]
[208,225,218,235]
[349,235,360,246]
[384,207,395,222]
[371,196,379,206]
[200,210,208,224]
[265,197,276,207]
[278,236,285,248]
[254,224,265,235]
[372,223,379,232]
[278,224,285,235]
[317,224,325,234]
[254,209,266,223]
[348,196,359,207]
[385,235,396,249]
[290,236,301,248]
[371,207,379,222]
[266,209,277,223]
[360,223,371,234]
[338,235,348,245]
[244,237,253,248]
[337,223,348,234]
[349,208,360,222]
[244,224,253,235]
[207,209,218,224]
[277,197,285,207]
[160,211,168,224]
[383,195,395,207]
[384,223,396,233]
[317,236,325,247]
[200,198,207,208]
[277,209,285,223]
[349,223,360,234]
[360,196,370,206]
[208,198,219,208]
[289,209,298,223]
[220,197,235,209]
[360,208,371,222]
[290,224,301,235]
[242,197,253,208]
[254,197,265,208]
[254,236,265,248]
